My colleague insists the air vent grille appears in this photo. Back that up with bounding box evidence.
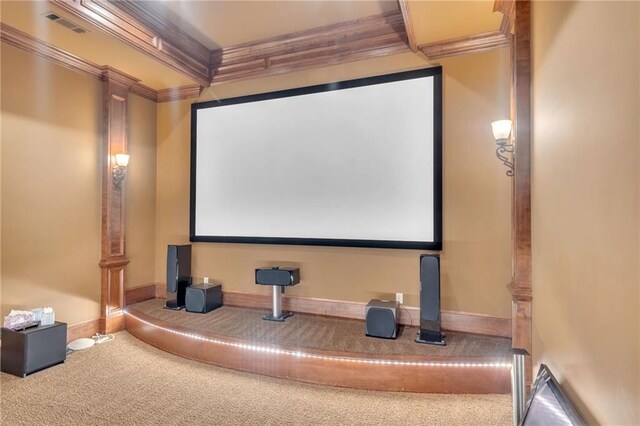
[43,11,87,35]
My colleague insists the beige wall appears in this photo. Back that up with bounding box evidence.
[0,44,158,324]
[126,94,157,289]
[532,1,640,425]
[1,45,102,325]
[156,49,512,317]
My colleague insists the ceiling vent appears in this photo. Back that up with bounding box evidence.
[45,12,87,34]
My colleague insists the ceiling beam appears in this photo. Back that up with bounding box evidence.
[397,0,417,52]
[210,11,409,85]
[50,0,210,87]
[418,31,510,60]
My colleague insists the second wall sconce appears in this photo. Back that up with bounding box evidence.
[490,120,514,177]
[112,153,130,191]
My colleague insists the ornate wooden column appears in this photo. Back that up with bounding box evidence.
[99,67,138,333]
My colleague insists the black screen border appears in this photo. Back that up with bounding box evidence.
[190,67,443,250]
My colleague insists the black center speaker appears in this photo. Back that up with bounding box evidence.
[416,254,445,345]
[165,244,192,310]
[365,299,398,339]
[255,267,300,286]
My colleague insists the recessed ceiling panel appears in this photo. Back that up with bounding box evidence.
[138,0,399,49]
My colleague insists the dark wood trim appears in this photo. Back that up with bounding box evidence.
[508,0,532,386]
[125,305,511,394]
[67,318,101,343]
[99,69,135,334]
[130,83,158,103]
[157,85,204,103]
[125,284,158,305]
[418,31,510,60]
[397,0,417,52]
[50,0,210,87]
[210,11,408,84]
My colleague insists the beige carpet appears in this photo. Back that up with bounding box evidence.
[1,332,512,425]
[131,299,512,357]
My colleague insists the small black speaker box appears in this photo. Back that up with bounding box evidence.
[255,267,300,286]
[365,299,398,339]
[186,284,222,314]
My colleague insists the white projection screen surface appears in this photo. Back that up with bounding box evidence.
[190,67,442,250]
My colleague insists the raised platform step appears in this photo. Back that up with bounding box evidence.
[124,299,512,394]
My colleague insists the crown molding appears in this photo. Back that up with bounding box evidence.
[210,11,409,85]
[1,21,102,80]
[397,0,417,52]
[1,23,206,104]
[50,0,210,87]
[157,85,204,103]
[494,0,515,37]
[418,30,510,60]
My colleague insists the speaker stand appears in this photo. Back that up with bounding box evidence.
[415,331,446,346]
[262,285,294,322]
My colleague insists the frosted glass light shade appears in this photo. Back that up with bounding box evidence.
[115,153,130,167]
[491,120,512,141]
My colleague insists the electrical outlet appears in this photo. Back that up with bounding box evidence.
[395,292,403,304]
[203,277,209,284]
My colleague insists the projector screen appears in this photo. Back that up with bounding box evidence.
[190,67,442,250]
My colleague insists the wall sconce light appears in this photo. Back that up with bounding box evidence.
[490,120,514,177]
[112,153,129,191]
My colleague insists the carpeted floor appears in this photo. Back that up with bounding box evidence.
[130,299,512,357]
[1,332,512,425]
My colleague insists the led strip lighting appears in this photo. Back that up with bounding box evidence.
[125,311,512,369]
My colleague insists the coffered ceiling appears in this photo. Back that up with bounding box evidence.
[0,1,508,96]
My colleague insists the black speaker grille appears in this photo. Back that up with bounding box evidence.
[186,289,205,312]
[366,308,396,338]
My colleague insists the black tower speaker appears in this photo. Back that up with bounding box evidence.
[416,254,445,345]
[165,244,192,310]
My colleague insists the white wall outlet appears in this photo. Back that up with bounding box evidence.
[203,277,209,284]
[395,292,403,304]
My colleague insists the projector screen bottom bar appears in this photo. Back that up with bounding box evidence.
[190,235,442,251]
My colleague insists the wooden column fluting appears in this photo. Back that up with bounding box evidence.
[99,68,138,333]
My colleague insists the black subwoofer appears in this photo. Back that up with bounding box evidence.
[186,284,222,313]
[365,299,398,339]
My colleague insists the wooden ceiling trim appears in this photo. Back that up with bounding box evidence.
[418,31,510,60]
[110,1,211,74]
[397,0,417,52]
[1,23,191,103]
[211,11,408,85]
[50,0,210,87]
[157,85,204,103]
[130,83,159,103]
[1,22,103,81]
[494,0,515,37]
